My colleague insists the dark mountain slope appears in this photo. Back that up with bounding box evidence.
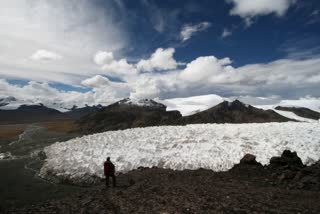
[78,99,294,135]
[65,105,104,120]
[0,104,70,124]
[275,106,320,120]
[78,99,182,134]
[182,100,294,124]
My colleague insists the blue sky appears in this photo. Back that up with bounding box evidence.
[0,0,320,104]
[113,0,320,65]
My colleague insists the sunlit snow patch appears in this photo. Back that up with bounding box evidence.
[40,122,320,183]
[159,94,227,116]
[255,105,318,122]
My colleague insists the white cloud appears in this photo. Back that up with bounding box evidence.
[228,0,295,26]
[180,22,211,42]
[0,78,130,109]
[2,37,320,105]
[81,75,130,100]
[30,49,62,61]
[221,29,232,38]
[93,51,137,78]
[93,51,114,66]
[102,59,136,77]
[81,75,111,88]
[179,56,235,84]
[177,56,320,98]
[137,48,178,72]
[49,52,320,101]
[129,71,178,100]
[0,0,128,84]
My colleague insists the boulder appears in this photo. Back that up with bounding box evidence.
[231,154,262,172]
[240,154,260,165]
[269,150,304,169]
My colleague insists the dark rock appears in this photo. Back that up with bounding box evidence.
[278,170,297,182]
[231,154,263,174]
[128,179,135,186]
[240,154,259,165]
[38,151,47,160]
[268,151,320,190]
[269,150,304,169]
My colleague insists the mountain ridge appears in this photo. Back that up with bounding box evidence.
[77,98,295,134]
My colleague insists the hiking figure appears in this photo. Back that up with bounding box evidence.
[104,157,116,187]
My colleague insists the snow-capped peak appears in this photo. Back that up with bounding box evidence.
[117,98,166,110]
[226,99,250,108]
[0,96,17,107]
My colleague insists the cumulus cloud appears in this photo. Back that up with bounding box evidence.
[93,51,136,78]
[227,0,295,26]
[4,48,320,103]
[0,0,127,84]
[133,53,320,99]
[94,52,115,66]
[0,78,130,109]
[180,56,234,83]
[92,48,178,80]
[81,75,130,100]
[177,56,320,98]
[137,48,178,72]
[30,49,62,61]
[180,22,211,42]
[81,75,111,88]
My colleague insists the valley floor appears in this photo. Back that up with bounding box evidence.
[4,165,320,214]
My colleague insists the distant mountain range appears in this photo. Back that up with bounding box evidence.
[0,96,318,134]
[0,103,103,125]
[77,98,295,134]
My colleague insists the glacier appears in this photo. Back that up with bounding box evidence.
[39,122,320,183]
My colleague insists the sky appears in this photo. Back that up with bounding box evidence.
[1,0,320,107]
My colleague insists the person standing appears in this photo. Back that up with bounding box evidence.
[104,157,116,187]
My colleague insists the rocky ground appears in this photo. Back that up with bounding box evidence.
[3,150,320,214]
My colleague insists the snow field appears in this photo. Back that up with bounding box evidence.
[40,122,320,181]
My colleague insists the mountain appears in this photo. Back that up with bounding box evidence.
[78,99,295,134]
[65,105,104,120]
[0,104,70,124]
[78,98,182,134]
[181,100,294,124]
[0,96,17,107]
[0,97,296,129]
[0,103,106,124]
[275,106,320,120]
[118,98,167,110]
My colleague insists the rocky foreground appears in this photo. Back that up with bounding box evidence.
[5,150,320,214]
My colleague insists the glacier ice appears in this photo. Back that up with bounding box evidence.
[40,122,320,182]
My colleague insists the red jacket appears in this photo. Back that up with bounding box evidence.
[104,161,115,175]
